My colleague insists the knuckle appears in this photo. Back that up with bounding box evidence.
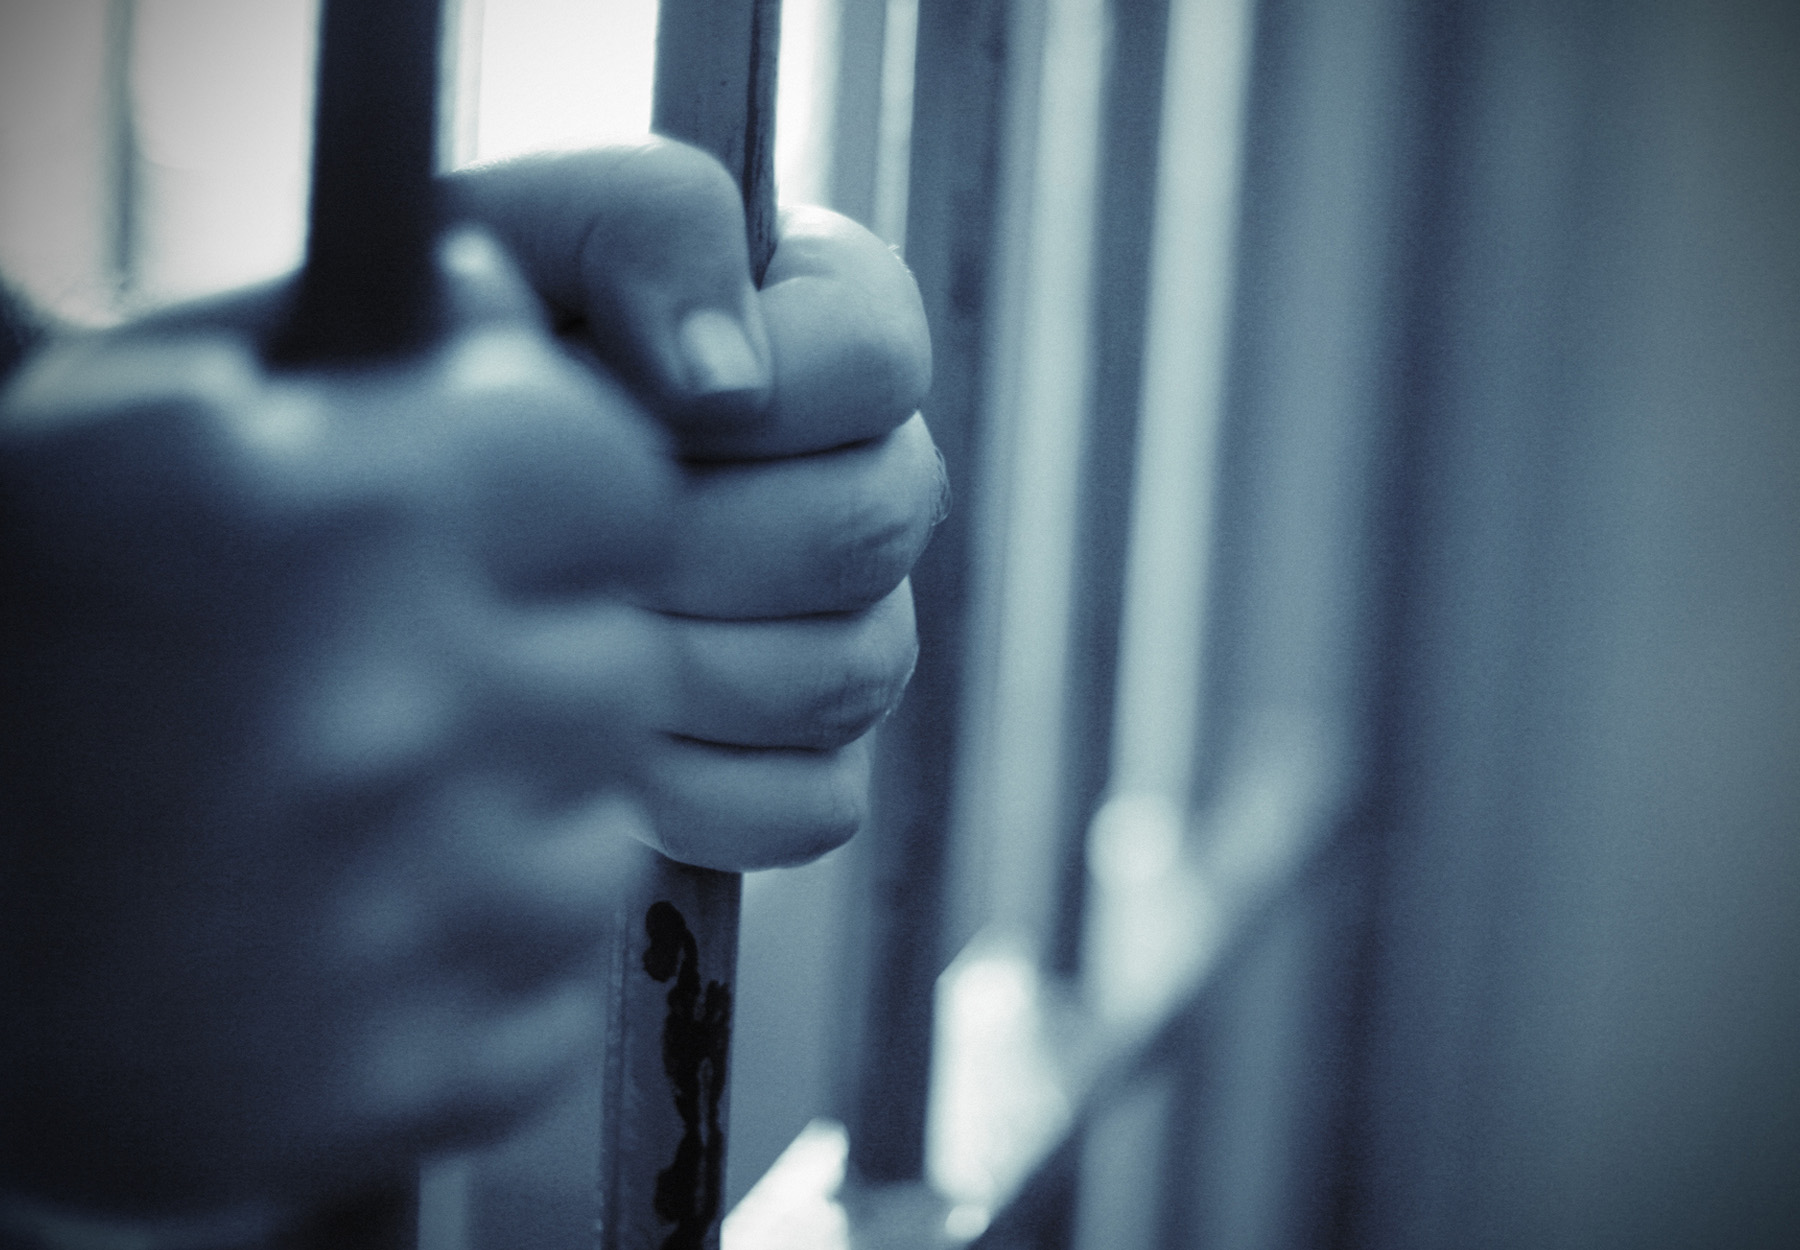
[1,340,296,600]
[856,246,932,413]
[872,309,932,421]
[821,456,937,606]
[770,212,931,405]
[772,755,867,866]
[825,496,923,606]
[796,587,918,748]
[642,740,868,870]
[830,328,929,433]
[601,139,748,263]
[802,642,913,747]
[633,137,742,208]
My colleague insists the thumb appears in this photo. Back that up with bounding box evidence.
[445,141,772,445]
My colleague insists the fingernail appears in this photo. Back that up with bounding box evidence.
[676,308,767,399]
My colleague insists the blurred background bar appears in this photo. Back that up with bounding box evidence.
[1045,0,1173,980]
[841,0,1012,1192]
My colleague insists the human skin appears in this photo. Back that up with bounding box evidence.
[452,146,938,868]
[0,141,936,1224]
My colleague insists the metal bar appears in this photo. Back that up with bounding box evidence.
[598,5,779,1248]
[269,1,447,1244]
[1048,0,1174,980]
[651,0,781,278]
[599,850,746,1250]
[103,0,140,310]
[826,0,891,228]
[848,0,1013,1187]
[268,0,445,365]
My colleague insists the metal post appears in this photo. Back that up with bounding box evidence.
[268,0,445,366]
[598,4,779,1249]
[267,3,778,1245]
[651,0,782,280]
[272,1,446,1244]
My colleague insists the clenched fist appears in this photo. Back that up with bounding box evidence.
[0,140,937,1226]
[453,145,939,869]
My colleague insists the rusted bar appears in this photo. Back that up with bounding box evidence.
[598,4,780,1249]
[599,850,745,1250]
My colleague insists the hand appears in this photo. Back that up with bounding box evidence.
[0,231,677,1218]
[454,144,941,870]
[0,139,940,1221]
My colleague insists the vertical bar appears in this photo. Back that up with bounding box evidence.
[274,1,447,1244]
[826,0,890,226]
[103,0,140,310]
[438,0,485,173]
[869,0,919,249]
[1048,0,1175,979]
[848,0,1013,1185]
[958,0,1106,973]
[268,0,445,364]
[600,5,779,1248]
[652,0,781,277]
[600,850,746,1250]
[1103,0,1254,830]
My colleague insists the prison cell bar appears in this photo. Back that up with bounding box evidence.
[268,0,443,367]
[266,0,445,1242]
[266,0,450,1246]
[597,6,780,1249]
[266,0,776,1245]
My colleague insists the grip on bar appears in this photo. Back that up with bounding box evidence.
[600,3,782,1248]
[271,3,782,1247]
